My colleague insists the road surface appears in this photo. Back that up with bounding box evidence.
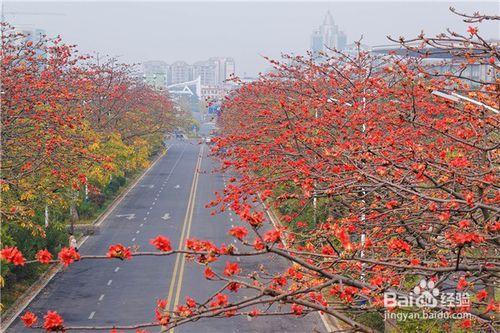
[6,140,326,333]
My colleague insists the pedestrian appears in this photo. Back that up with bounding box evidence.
[69,234,78,252]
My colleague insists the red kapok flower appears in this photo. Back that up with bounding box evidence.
[253,238,265,250]
[210,293,228,308]
[106,244,132,260]
[204,266,215,279]
[467,26,478,35]
[249,309,261,317]
[186,296,196,308]
[228,226,248,240]
[0,246,26,266]
[58,247,80,266]
[263,229,281,243]
[476,289,488,302]
[457,276,468,291]
[291,303,303,316]
[227,282,241,292]
[387,238,411,254]
[150,235,172,252]
[43,311,64,331]
[21,311,38,327]
[223,261,241,277]
[36,249,53,264]
[175,305,193,317]
[460,319,472,329]
[155,299,170,325]
[485,300,499,313]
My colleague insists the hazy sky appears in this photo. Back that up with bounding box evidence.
[3,1,499,76]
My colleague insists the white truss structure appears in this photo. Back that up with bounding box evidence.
[167,76,201,99]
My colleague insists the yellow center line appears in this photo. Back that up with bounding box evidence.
[163,145,203,333]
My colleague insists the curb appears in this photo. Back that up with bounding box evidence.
[260,198,344,333]
[0,148,168,332]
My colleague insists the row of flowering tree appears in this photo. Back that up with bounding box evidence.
[3,10,499,333]
[0,22,183,306]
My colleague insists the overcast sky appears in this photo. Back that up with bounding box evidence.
[3,1,499,76]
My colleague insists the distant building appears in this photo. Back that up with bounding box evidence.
[224,58,236,81]
[143,57,237,100]
[193,60,217,86]
[310,11,348,56]
[209,57,236,85]
[371,44,498,85]
[170,61,193,85]
[142,60,168,89]
[344,42,372,56]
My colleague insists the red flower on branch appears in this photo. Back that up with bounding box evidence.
[35,249,53,264]
[106,244,132,260]
[223,261,241,277]
[227,282,241,292]
[228,226,248,240]
[387,238,411,254]
[291,303,303,316]
[186,296,196,308]
[204,266,216,279]
[457,276,468,291]
[0,246,26,266]
[21,311,38,327]
[43,311,64,332]
[253,238,265,250]
[263,229,281,243]
[447,232,485,246]
[476,289,488,302]
[58,247,80,266]
[210,293,229,308]
[150,235,172,252]
[155,299,170,325]
[467,26,478,35]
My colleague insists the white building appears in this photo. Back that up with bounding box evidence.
[170,61,193,85]
[310,11,347,55]
[142,60,168,89]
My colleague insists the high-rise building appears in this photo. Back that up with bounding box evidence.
[193,61,217,86]
[208,57,235,85]
[142,60,168,89]
[170,61,193,85]
[310,11,348,55]
[224,58,235,81]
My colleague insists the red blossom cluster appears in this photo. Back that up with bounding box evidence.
[106,244,132,260]
[149,235,173,252]
[58,247,81,266]
[0,246,26,266]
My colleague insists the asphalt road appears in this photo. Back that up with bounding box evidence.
[6,140,326,333]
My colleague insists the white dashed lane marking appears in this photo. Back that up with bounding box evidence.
[88,311,95,319]
[107,279,112,286]
[114,267,120,273]
[136,230,140,234]
[98,294,105,301]
[132,237,136,242]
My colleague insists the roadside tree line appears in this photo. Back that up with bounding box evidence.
[0,23,183,307]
